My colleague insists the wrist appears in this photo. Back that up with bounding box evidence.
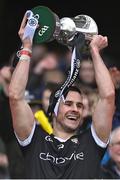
[20,49,32,58]
[19,48,32,61]
[19,55,31,61]
[90,45,99,54]
[22,45,32,51]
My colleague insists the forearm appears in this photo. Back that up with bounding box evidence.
[91,48,115,142]
[90,47,115,98]
[9,59,30,100]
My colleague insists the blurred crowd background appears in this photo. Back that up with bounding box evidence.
[0,0,120,179]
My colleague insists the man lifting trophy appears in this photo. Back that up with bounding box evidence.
[9,4,115,179]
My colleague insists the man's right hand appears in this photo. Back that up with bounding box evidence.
[18,14,32,50]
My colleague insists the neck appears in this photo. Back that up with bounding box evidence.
[53,119,76,140]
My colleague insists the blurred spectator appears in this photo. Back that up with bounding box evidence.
[101,127,120,178]
[30,43,47,69]
[0,65,25,178]
[26,44,61,99]
[102,55,120,129]
[79,90,99,132]
[87,90,99,116]
[78,55,97,91]
[41,82,59,113]
[78,93,91,132]
[109,66,120,129]
[0,65,15,142]
[82,94,90,119]
[25,90,42,114]
[0,65,12,96]
[0,138,10,179]
[100,56,120,166]
[43,69,66,84]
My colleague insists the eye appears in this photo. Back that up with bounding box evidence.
[64,101,72,106]
[77,103,84,109]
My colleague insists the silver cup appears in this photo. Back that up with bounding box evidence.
[56,17,76,44]
[73,14,98,40]
[56,14,98,45]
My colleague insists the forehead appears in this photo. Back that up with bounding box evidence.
[65,91,82,101]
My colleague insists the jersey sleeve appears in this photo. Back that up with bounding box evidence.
[14,121,36,147]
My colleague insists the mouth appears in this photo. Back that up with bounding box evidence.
[66,114,79,121]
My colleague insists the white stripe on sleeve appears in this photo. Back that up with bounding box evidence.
[15,121,36,147]
[91,124,109,148]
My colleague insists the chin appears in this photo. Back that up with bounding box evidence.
[64,124,79,133]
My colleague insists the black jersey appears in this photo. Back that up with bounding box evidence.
[20,124,106,179]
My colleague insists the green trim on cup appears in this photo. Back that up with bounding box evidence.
[32,6,56,44]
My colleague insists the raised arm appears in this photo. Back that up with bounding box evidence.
[89,35,115,143]
[8,14,34,140]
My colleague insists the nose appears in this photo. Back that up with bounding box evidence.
[72,104,78,112]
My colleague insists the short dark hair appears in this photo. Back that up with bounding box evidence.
[63,86,82,99]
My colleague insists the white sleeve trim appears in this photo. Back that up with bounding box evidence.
[91,124,109,148]
[15,121,36,147]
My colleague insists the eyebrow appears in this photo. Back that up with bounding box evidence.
[64,100,84,105]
